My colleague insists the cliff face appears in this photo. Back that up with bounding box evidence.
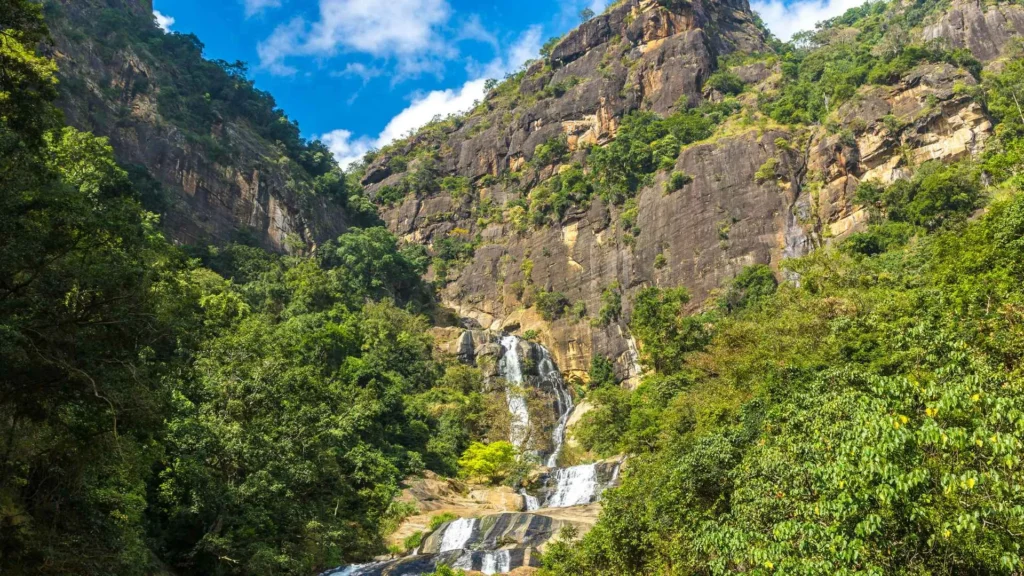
[922,0,1024,61]
[46,0,348,253]
[363,0,1002,382]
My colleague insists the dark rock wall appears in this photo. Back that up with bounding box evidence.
[48,0,348,253]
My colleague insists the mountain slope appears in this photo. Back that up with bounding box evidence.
[43,0,356,253]
[356,0,1007,385]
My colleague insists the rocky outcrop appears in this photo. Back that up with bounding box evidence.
[365,0,1003,383]
[46,0,347,253]
[395,129,806,382]
[922,0,1024,62]
[808,63,992,242]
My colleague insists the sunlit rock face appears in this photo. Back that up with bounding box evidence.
[47,0,348,254]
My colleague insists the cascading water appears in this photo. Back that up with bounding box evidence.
[481,550,512,575]
[539,354,574,467]
[544,464,599,508]
[321,561,391,576]
[439,518,477,552]
[520,488,540,512]
[498,335,531,448]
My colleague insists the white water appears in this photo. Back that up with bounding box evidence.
[540,354,574,467]
[321,561,390,576]
[498,335,531,448]
[625,332,644,380]
[481,550,512,574]
[439,518,477,552]
[520,488,540,511]
[545,464,599,508]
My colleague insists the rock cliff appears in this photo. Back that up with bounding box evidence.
[45,0,349,253]
[362,0,1000,382]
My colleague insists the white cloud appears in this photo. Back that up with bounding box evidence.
[258,0,452,77]
[320,25,544,169]
[154,10,175,31]
[320,129,378,168]
[333,62,384,83]
[458,14,500,51]
[244,0,283,18]
[752,0,870,41]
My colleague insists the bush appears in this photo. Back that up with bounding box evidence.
[457,442,518,484]
[666,170,692,193]
[720,264,778,312]
[705,70,745,95]
[536,290,572,321]
[593,284,622,327]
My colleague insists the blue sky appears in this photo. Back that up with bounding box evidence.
[152,0,865,166]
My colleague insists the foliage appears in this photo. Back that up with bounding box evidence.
[429,512,460,532]
[758,0,982,126]
[631,287,710,372]
[0,8,494,573]
[854,161,982,230]
[719,264,778,312]
[587,102,736,205]
[536,290,572,321]
[666,170,692,193]
[589,355,619,388]
[593,283,623,327]
[542,125,1024,574]
[705,70,745,95]
[457,442,518,484]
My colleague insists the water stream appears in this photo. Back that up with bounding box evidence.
[544,464,599,508]
[438,518,477,552]
[498,335,531,449]
[539,353,574,467]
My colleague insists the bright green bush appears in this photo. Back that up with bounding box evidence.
[457,442,518,484]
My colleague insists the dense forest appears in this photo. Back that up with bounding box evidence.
[0,1,494,574]
[3,0,1024,574]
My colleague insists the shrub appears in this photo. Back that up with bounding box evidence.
[536,291,572,321]
[705,70,745,95]
[457,442,518,484]
[666,171,692,193]
[593,284,622,327]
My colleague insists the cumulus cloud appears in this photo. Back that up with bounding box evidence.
[258,0,452,77]
[321,25,544,169]
[154,10,175,31]
[752,0,870,41]
[244,0,283,18]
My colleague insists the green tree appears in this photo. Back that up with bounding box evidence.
[630,287,708,372]
[457,442,517,484]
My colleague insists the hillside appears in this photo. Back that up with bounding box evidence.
[356,0,1020,385]
[42,0,364,252]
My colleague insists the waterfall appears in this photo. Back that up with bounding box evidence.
[320,561,390,576]
[544,464,599,508]
[439,518,477,552]
[481,550,512,575]
[498,335,531,448]
[520,488,540,512]
[625,333,643,380]
[539,353,574,468]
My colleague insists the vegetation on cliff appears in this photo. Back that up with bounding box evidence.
[542,13,1024,575]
